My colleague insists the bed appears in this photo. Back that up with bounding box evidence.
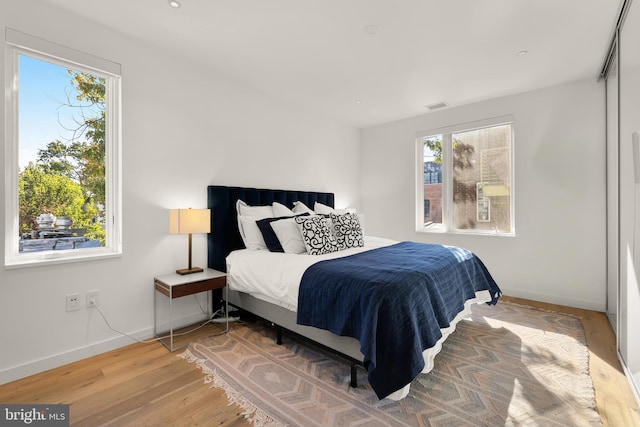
[207,185,501,400]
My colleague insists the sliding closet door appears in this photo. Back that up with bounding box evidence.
[606,46,618,330]
[618,0,640,393]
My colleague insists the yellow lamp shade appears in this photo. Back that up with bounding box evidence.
[169,208,210,235]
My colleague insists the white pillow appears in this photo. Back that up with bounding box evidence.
[236,199,273,217]
[314,201,347,215]
[270,218,307,254]
[272,201,295,217]
[292,201,314,214]
[236,200,274,243]
[313,201,335,215]
[238,216,268,250]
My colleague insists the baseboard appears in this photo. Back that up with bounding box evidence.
[619,350,640,408]
[0,311,207,386]
[0,327,152,386]
[499,287,605,312]
[607,311,617,333]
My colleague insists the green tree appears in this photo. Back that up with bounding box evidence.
[37,139,81,179]
[37,71,106,204]
[68,71,106,204]
[423,136,477,217]
[424,136,443,164]
[21,70,106,244]
[423,137,475,167]
[19,163,104,243]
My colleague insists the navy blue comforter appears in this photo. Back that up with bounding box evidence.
[296,241,501,399]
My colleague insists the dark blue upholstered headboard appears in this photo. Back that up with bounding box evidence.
[207,185,335,272]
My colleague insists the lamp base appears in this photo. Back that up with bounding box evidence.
[176,266,204,275]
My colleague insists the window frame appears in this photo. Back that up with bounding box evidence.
[4,29,122,267]
[415,115,515,236]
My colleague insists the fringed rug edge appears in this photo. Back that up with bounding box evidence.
[179,347,287,427]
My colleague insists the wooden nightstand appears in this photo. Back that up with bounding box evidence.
[154,268,227,351]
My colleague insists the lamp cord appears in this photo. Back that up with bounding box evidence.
[91,298,228,344]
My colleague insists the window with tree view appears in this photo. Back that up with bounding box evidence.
[5,30,121,265]
[417,118,514,235]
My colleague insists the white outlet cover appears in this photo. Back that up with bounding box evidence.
[66,293,80,312]
[87,290,99,308]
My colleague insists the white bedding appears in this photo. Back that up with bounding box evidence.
[226,235,397,311]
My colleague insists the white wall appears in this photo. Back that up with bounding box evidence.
[361,78,606,311]
[0,1,360,384]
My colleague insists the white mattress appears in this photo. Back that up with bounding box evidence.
[226,235,397,311]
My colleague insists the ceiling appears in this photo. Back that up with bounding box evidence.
[40,0,620,129]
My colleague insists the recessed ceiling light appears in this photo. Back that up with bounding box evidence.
[355,100,363,104]
[517,50,528,56]
[168,0,181,8]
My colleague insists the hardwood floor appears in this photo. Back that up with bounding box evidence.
[0,325,250,427]
[0,297,638,426]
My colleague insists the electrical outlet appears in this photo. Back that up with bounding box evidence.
[87,290,99,308]
[66,293,80,312]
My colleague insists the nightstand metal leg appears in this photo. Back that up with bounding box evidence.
[153,284,157,339]
[169,287,174,351]
[225,285,230,333]
[154,270,227,352]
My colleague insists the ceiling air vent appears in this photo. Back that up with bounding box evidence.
[426,102,448,111]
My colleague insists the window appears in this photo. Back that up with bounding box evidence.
[4,29,122,266]
[416,116,514,235]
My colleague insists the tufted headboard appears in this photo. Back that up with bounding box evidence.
[207,185,335,272]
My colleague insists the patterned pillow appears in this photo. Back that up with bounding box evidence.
[294,216,338,255]
[330,213,364,250]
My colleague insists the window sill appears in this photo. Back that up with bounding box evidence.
[417,227,515,237]
[5,248,122,269]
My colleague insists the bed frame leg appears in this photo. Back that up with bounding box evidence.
[350,362,357,388]
[276,327,282,345]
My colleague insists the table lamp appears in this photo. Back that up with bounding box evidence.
[169,208,210,275]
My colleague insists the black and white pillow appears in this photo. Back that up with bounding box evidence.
[294,216,338,255]
[256,213,309,252]
[330,213,364,250]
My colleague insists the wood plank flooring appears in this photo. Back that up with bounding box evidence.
[0,297,638,426]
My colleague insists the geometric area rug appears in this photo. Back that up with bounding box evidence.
[180,302,602,427]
